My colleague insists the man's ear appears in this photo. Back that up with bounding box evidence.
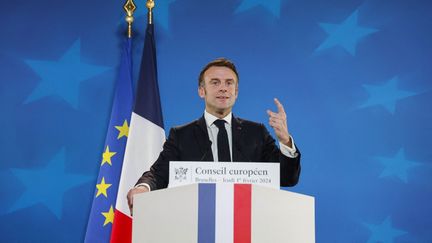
[198,86,205,98]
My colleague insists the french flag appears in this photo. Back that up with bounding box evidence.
[110,23,165,243]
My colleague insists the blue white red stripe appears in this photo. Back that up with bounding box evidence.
[197,184,252,243]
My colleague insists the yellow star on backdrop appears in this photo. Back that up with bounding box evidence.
[115,120,129,139]
[95,177,112,198]
[101,205,114,226]
[101,146,116,166]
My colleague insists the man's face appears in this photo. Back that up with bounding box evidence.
[198,66,239,117]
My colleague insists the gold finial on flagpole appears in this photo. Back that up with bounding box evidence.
[124,0,137,38]
[146,0,155,24]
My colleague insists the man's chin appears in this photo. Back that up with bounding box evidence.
[215,106,232,114]
[216,100,233,106]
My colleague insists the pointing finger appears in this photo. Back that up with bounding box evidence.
[274,98,285,114]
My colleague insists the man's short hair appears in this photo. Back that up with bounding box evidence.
[198,58,239,86]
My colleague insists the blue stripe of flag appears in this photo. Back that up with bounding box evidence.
[198,183,216,243]
[134,24,164,129]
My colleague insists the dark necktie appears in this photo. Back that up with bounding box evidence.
[214,119,231,162]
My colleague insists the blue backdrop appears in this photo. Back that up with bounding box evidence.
[1,0,431,242]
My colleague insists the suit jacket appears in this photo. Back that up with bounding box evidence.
[136,115,301,190]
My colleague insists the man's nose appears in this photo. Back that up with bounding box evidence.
[218,86,227,92]
[218,82,229,90]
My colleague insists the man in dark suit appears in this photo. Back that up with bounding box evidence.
[127,58,301,212]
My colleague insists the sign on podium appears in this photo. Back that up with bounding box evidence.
[169,161,280,189]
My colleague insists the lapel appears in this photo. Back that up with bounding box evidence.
[194,116,213,161]
[232,115,249,162]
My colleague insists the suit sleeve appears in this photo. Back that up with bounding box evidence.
[135,128,180,190]
[260,124,301,187]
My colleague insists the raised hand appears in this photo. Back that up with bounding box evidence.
[267,98,292,148]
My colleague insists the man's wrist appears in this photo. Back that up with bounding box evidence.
[135,183,151,192]
[282,136,292,148]
[279,135,297,158]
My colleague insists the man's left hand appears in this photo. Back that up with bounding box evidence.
[267,98,292,148]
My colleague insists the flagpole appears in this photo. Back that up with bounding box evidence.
[146,0,154,24]
[123,0,137,38]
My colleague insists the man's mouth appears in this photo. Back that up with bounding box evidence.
[216,96,229,99]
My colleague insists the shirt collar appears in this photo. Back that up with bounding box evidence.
[204,110,232,128]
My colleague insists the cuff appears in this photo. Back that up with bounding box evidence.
[135,183,151,192]
[279,136,298,158]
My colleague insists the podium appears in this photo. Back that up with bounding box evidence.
[133,183,315,243]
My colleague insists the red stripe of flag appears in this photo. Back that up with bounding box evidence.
[233,184,251,243]
[110,210,132,243]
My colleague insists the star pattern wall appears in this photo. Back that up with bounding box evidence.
[359,76,417,114]
[316,10,378,55]
[0,0,431,242]
[364,217,407,243]
[235,0,282,18]
[9,148,92,219]
[24,40,110,109]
